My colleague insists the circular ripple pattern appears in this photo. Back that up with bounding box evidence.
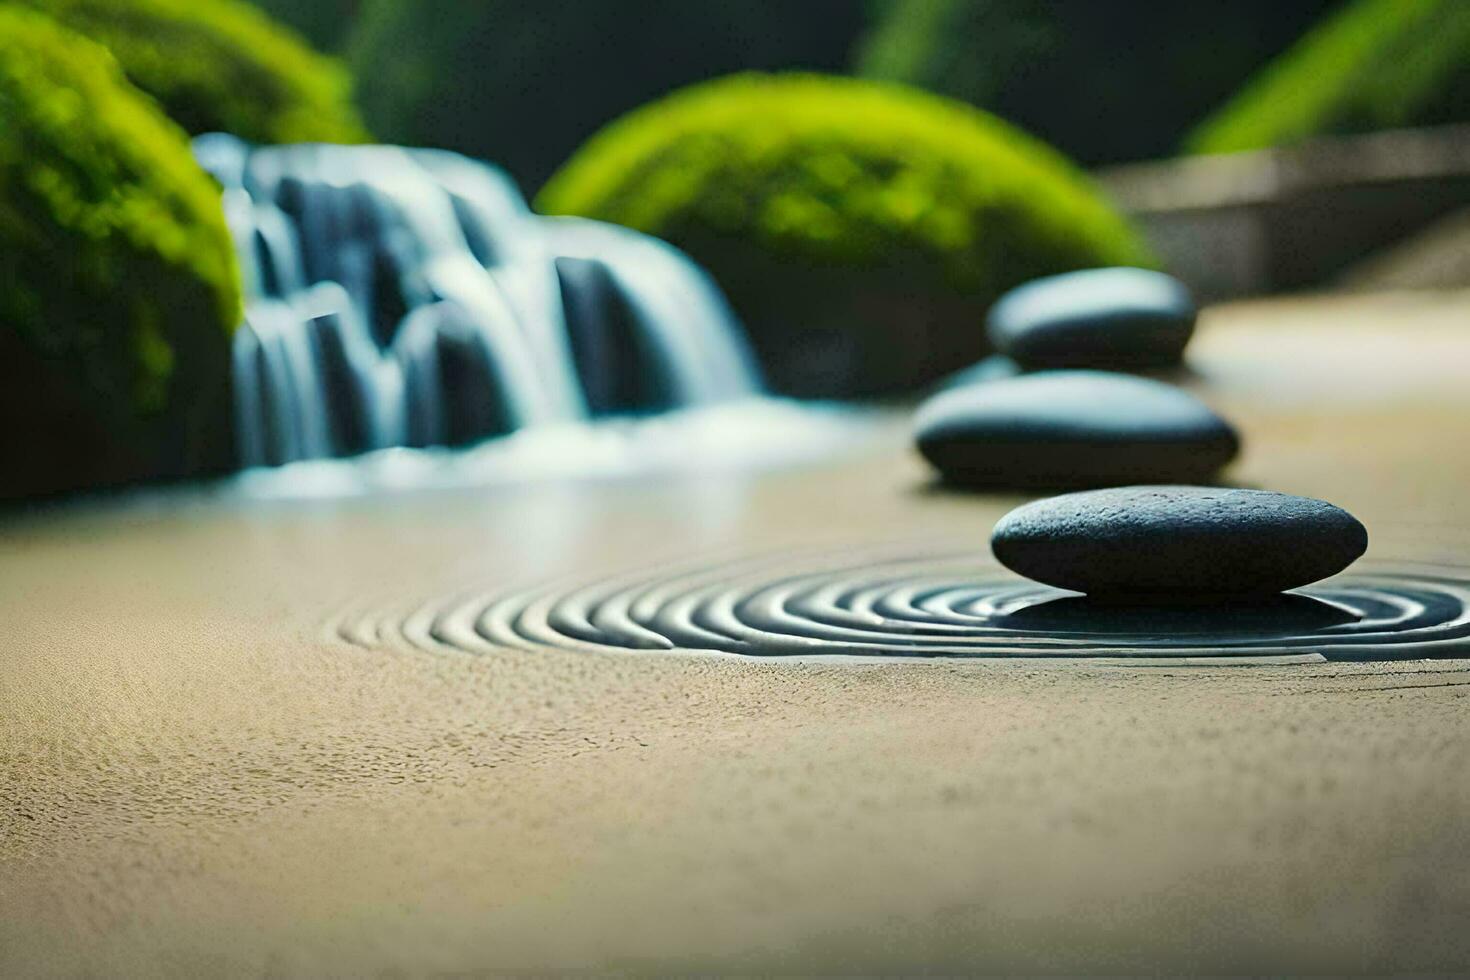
[336,547,1470,664]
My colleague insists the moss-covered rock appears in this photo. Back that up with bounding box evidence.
[18,0,367,144]
[537,73,1152,395]
[0,7,242,499]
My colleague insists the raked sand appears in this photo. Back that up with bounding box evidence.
[5,292,1470,974]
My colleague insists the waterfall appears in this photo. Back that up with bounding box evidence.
[193,135,763,468]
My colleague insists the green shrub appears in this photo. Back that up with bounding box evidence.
[18,0,367,144]
[1188,0,1470,155]
[0,7,242,499]
[537,73,1151,395]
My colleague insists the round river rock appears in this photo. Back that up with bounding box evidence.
[987,267,1196,370]
[914,370,1238,489]
[991,486,1369,599]
[933,354,1022,393]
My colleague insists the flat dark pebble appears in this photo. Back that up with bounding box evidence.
[990,486,1369,600]
[987,267,1196,370]
[914,370,1238,490]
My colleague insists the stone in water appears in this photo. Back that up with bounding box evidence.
[987,267,1195,370]
[990,485,1369,599]
[914,371,1238,489]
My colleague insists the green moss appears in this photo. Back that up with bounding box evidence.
[1188,0,1470,155]
[18,0,367,144]
[538,73,1151,394]
[0,7,242,497]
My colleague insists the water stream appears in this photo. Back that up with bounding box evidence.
[194,136,763,469]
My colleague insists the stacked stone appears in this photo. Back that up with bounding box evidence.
[911,267,1367,602]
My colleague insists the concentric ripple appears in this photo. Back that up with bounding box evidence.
[334,546,1470,664]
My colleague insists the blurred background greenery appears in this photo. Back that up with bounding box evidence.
[243,0,1470,191]
[3,0,1469,498]
[1186,0,1470,153]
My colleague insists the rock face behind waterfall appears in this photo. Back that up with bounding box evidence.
[194,136,762,468]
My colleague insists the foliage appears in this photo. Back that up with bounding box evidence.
[1188,0,1470,154]
[18,0,367,144]
[855,0,1337,165]
[344,0,866,192]
[0,7,242,497]
[538,73,1151,395]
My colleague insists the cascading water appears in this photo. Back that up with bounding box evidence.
[193,135,763,468]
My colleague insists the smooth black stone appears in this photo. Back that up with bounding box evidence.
[987,267,1195,370]
[425,305,518,446]
[557,256,680,414]
[396,302,517,448]
[994,593,1360,636]
[991,486,1370,599]
[932,354,1022,394]
[305,307,373,456]
[913,371,1238,489]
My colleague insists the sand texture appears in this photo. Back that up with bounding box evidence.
[4,292,1470,974]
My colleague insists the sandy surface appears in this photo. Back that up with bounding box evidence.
[4,292,1470,974]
